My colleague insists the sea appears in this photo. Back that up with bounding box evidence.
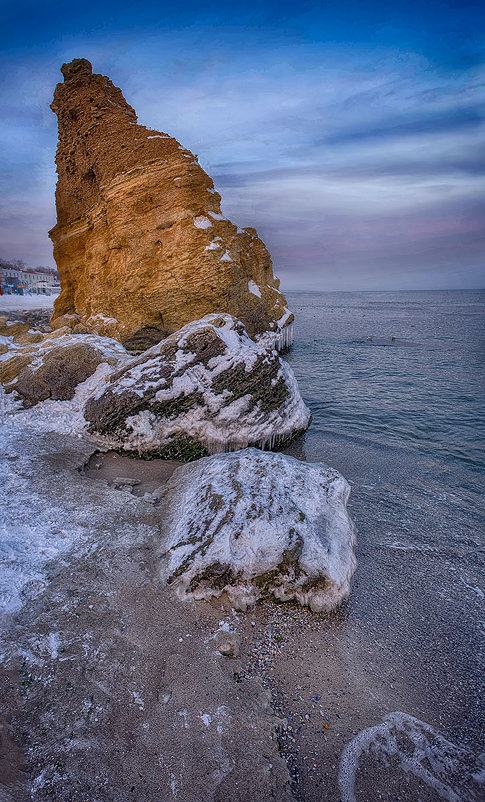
[282,290,484,796]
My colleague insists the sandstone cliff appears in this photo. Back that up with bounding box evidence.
[49,59,293,349]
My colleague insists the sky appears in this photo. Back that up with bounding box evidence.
[1,0,484,290]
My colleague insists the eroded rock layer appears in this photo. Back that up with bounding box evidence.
[49,58,293,348]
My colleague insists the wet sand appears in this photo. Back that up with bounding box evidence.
[82,450,183,495]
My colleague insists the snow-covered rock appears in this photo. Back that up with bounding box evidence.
[0,331,128,407]
[159,448,356,612]
[84,314,310,460]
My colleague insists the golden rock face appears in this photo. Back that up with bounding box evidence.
[49,59,292,346]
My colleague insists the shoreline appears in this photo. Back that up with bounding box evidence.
[0,300,483,800]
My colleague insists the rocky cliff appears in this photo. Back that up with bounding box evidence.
[49,59,293,349]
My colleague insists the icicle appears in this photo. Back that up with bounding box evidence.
[274,321,294,352]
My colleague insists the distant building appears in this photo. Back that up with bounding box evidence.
[22,269,60,295]
[0,264,60,295]
[1,265,23,293]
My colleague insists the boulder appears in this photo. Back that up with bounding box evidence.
[49,313,81,330]
[49,59,293,349]
[158,449,357,612]
[84,314,310,460]
[13,331,44,344]
[0,320,30,338]
[0,354,33,386]
[0,333,127,407]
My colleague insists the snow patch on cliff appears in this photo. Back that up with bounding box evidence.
[193,216,212,229]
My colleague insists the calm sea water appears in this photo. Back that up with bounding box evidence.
[285,290,485,471]
[282,291,485,794]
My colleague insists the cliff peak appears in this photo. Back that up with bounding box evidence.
[61,58,93,81]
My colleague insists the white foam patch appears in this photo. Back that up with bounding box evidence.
[338,712,484,802]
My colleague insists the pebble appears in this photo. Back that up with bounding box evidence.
[216,630,241,658]
[113,477,141,487]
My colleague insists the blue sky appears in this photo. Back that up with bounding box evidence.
[1,0,484,289]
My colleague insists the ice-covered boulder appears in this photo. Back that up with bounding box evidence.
[0,331,128,407]
[84,314,310,460]
[158,448,356,612]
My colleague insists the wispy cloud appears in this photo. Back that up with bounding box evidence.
[1,2,484,287]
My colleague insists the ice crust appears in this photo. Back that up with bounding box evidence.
[257,307,294,352]
[159,448,356,611]
[338,712,484,802]
[85,314,310,456]
[0,386,163,625]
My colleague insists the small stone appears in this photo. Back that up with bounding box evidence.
[43,326,73,339]
[73,323,91,334]
[50,313,81,330]
[215,630,241,659]
[113,477,140,487]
